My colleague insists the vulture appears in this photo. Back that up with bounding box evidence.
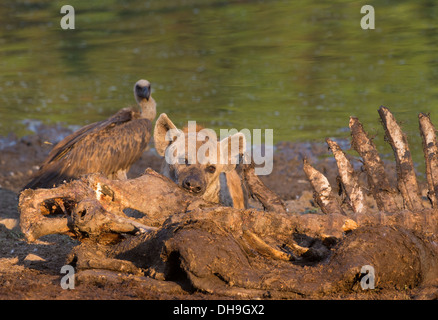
[22,79,156,190]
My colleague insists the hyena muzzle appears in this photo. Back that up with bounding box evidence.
[153,113,248,209]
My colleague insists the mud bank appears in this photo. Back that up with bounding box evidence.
[0,123,430,300]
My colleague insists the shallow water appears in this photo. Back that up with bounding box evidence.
[1,0,437,169]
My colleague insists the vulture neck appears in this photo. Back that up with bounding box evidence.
[139,97,157,121]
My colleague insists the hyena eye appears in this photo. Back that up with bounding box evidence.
[206,165,216,174]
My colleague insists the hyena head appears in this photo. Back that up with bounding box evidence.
[153,113,246,200]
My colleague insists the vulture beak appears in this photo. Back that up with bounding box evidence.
[140,86,151,101]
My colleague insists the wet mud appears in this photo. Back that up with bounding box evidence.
[0,122,435,300]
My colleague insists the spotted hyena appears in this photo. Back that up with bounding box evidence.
[153,113,248,209]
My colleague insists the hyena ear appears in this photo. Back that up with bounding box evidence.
[153,113,181,156]
[219,132,246,172]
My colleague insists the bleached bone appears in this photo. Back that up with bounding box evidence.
[303,158,344,215]
[378,106,423,211]
[326,138,365,214]
[349,116,399,212]
[419,112,438,208]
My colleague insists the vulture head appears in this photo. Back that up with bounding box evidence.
[134,79,151,103]
[134,79,156,121]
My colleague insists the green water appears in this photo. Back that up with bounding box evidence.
[1,0,438,168]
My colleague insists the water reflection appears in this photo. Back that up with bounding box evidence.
[0,0,437,168]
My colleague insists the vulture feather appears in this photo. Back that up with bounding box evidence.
[23,79,156,190]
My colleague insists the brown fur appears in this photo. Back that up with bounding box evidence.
[22,80,156,190]
[154,113,247,209]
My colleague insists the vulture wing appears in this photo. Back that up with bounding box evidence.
[23,108,151,190]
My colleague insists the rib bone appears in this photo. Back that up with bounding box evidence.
[349,116,398,212]
[326,138,365,214]
[303,158,344,215]
[419,112,438,208]
[378,106,423,211]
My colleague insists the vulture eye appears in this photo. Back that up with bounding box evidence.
[206,165,216,174]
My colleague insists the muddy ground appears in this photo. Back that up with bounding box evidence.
[0,122,426,300]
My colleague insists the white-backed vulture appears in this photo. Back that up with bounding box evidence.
[23,79,156,190]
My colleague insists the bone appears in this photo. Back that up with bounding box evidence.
[302,158,344,215]
[239,162,286,213]
[378,106,423,211]
[18,180,91,242]
[71,199,158,238]
[161,210,438,298]
[86,169,203,226]
[242,230,299,261]
[104,212,158,234]
[419,113,438,208]
[19,170,205,242]
[326,138,365,214]
[16,107,438,299]
[349,116,399,212]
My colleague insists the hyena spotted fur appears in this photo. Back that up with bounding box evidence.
[153,113,248,209]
